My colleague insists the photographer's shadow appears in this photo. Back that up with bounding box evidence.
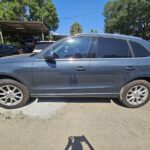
[65,135,94,150]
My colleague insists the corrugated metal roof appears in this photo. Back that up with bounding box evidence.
[0,21,49,35]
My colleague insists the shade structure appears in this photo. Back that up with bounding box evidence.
[0,21,49,36]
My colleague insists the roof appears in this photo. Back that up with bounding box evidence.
[76,33,150,51]
[0,21,49,35]
[76,33,142,40]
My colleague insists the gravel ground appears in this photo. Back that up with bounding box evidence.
[0,98,66,119]
[0,98,150,150]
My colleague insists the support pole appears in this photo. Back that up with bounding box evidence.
[42,32,44,41]
[0,28,4,44]
[41,18,45,41]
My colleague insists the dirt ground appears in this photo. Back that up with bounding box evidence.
[0,98,150,150]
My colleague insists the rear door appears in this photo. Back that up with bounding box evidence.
[87,37,138,95]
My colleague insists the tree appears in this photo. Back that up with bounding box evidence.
[70,22,83,35]
[103,0,150,40]
[90,29,98,33]
[27,0,59,31]
[0,0,59,31]
[0,0,25,20]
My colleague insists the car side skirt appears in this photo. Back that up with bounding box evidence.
[30,93,119,98]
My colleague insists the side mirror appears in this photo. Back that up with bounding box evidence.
[44,53,55,62]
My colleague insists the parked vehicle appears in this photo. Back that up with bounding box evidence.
[0,44,19,57]
[33,41,55,53]
[0,33,150,109]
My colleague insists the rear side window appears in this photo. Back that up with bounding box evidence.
[130,41,150,57]
[97,38,131,58]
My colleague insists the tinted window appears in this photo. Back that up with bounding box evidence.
[35,42,54,50]
[3,45,16,54]
[4,45,14,50]
[0,45,3,51]
[51,37,92,59]
[97,38,131,58]
[130,41,150,57]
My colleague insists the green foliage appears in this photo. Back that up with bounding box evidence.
[0,0,59,31]
[103,0,150,39]
[70,22,83,35]
[0,0,24,20]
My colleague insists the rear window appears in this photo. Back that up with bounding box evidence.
[97,38,131,58]
[0,45,3,50]
[4,45,16,50]
[130,41,150,57]
[35,42,53,50]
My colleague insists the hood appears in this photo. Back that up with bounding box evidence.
[0,54,35,63]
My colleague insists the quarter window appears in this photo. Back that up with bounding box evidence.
[51,37,92,59]
[97,38,132,58]
[130,41,150,57]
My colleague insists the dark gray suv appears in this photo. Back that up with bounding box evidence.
[0,33,150,109]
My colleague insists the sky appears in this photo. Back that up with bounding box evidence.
[52,0,110,35]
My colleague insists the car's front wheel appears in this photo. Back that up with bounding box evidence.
[0,79,29,109]
[120,80,150,108]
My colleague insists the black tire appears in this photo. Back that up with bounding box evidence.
[120,80,150,108]
[0,79,29,109]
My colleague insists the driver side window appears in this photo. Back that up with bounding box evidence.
[51,37,92,59]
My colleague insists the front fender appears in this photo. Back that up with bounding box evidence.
[0,62,33,92]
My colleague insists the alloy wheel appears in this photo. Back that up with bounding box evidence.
[0,85,23,106]
[126,85,149,105]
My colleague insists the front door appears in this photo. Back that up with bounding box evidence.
[32,37,93,95]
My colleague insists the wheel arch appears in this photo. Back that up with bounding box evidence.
[0,73,26,87]
[125,77,150,85]
[120,77,150,95]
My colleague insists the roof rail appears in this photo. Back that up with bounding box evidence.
[74,33,143,40]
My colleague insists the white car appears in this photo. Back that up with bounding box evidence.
[33,41,55,53]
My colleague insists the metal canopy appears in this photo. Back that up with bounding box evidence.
[0,21,49,35]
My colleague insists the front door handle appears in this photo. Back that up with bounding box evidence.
[76,66,86,71]
[124,66,135,71]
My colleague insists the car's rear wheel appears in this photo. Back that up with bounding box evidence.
[0,79,29,109]
[120,80,150,108]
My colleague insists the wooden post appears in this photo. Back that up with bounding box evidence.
[0,28,4,44]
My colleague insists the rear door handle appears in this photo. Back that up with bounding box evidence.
[76,66,86,71]
[124,66,135,71]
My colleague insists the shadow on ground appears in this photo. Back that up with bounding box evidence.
[28,97,124,107]
[65,135,94,150]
